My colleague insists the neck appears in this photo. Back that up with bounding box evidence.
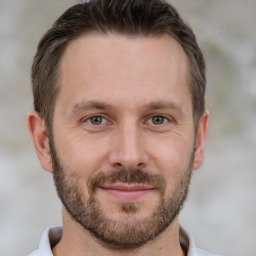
[52,208,185,256]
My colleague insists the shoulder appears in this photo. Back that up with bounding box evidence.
[26,226,62,256]
[180,226,222,256]
[27,251,41,256]
[195,247,222,256]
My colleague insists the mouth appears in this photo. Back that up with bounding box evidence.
[100,183,155,201]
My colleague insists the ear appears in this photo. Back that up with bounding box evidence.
[192,110,209,170]
[27,110,53,172]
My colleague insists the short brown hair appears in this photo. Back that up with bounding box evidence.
[32,0,206,134]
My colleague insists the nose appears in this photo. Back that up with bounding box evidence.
[108,122,149,170]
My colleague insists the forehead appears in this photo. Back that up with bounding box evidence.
[56,33,191,113]
[59,33,188,78]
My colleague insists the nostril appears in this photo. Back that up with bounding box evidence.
[114,162,123,169]
[137,163,145,168]
[113,162,145,170]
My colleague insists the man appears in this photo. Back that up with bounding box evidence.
[27,0,219,255]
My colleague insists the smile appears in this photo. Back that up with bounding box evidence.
[100,184,155,201]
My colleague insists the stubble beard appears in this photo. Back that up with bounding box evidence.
[50,142,193,249]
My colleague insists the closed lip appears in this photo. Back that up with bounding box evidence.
[100,183,155,191]
[99,183,155,201]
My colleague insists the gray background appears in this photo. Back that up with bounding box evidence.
[0,0,255,255]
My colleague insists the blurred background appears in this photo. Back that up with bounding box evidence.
[0,0,255,255]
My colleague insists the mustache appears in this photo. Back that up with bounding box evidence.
[88,168,166,195]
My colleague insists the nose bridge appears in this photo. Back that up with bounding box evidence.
[110,119,147,169]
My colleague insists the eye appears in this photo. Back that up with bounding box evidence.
[85,115,107,125]
[81,115,112,132]
[148,115,168,125]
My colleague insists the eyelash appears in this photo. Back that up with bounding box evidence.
[146,115,170,125]
[81,114,174,130]
[82,115,108,126]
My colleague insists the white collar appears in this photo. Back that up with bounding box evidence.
[28,226,220,256]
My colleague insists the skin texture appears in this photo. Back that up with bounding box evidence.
[27,34,208,256]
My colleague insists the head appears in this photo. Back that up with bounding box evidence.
[31,0,206,137]
[28,0,208,249]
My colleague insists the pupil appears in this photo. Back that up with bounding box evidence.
[91,116,102,125]
[153,116,164,124]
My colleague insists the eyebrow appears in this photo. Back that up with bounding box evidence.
[142,100,186,119]
[69,99,185,117]
[143,101,184,112]
[69,100,115,116]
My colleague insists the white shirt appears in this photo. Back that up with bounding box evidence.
[28,226,221,256]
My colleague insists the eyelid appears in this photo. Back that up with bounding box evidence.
[145,114,174,124]
[81,114,110,126]
[80,114,114,133]
[80,113,174,130]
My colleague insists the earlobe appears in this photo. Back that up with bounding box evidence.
[192,110,209,170]
[27,110,53,172]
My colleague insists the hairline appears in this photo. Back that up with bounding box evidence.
[45,31,201,137]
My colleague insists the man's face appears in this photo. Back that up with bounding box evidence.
[50,34,201,247]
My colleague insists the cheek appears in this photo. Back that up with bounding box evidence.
[148,134,194,177]
[54,132,111,178]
